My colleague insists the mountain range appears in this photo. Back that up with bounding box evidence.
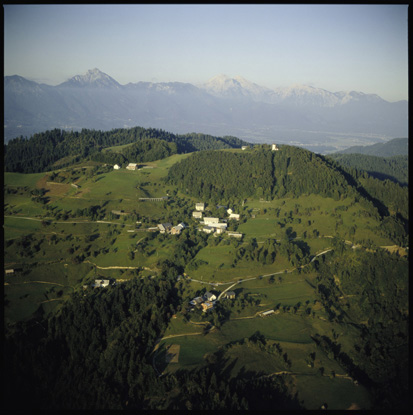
[4,68,408,152]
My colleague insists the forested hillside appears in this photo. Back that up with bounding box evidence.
[167,145,408,245]
[167,145,355,202]
[3,127,249,173]
[328,153,408,186]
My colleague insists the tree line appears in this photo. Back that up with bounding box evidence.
[4,126,249,173]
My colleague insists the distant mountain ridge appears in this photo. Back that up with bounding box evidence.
[4,68,408,150]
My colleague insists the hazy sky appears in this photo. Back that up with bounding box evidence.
[4,4,409,102]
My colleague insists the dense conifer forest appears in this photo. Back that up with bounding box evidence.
[328,153,408,186]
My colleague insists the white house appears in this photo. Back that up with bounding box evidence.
[126,163,138,170]
[272,144,279,151]
[241,146,249,150]
[203,217,219,225]
[202,226,214,234]
[204,291,217,301]
[195,203,205,211]
[192,211,203,219]
[229,213,240,220]
[93,279,111,288]
[113,164,120,170]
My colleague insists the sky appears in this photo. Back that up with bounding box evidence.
[3,4,409,102]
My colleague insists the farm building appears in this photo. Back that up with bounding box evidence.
[204,291,217,301]
[261,309,275,317]
[158,223,173,234]
[189,296,204,306]
[202,226,214,234]
[213,222,228,230]
[223,291,236,299]
[93,279,111,288]
[229,213,240,220]
[227,232,243,239]
[201,301,214,312]
[203,217,219,225]
[202,217,227,230]
[139,196,168,201]
[5,269,14,275]
[113,164,120,170]
[241,146,249,150]
[272,144,279,151]
[126,163,138,170]
[195,203,205,211]
[171,223,186,235]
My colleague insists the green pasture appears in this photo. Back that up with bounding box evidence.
[294,373,372,410]
[159,313,317,370]
[158,334,218,371]
[4,172,45,187]
[4,193,46,217]
[220,342,289,375]
[163,315,204,337]
[4,262,90,324]
[240,276,317,308]
[4,216,44,240]
[243,194,392,247]
[186,242,294,283]
[219,313,315,344]
[237,217,279,240]
[78,170,141,199]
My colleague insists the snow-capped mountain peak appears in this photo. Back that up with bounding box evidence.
[202,74,273,101]
[58,68,121,88]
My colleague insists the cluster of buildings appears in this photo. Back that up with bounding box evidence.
[191,203,242,238]
[158,222,186,235]
[189,290,236,313]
